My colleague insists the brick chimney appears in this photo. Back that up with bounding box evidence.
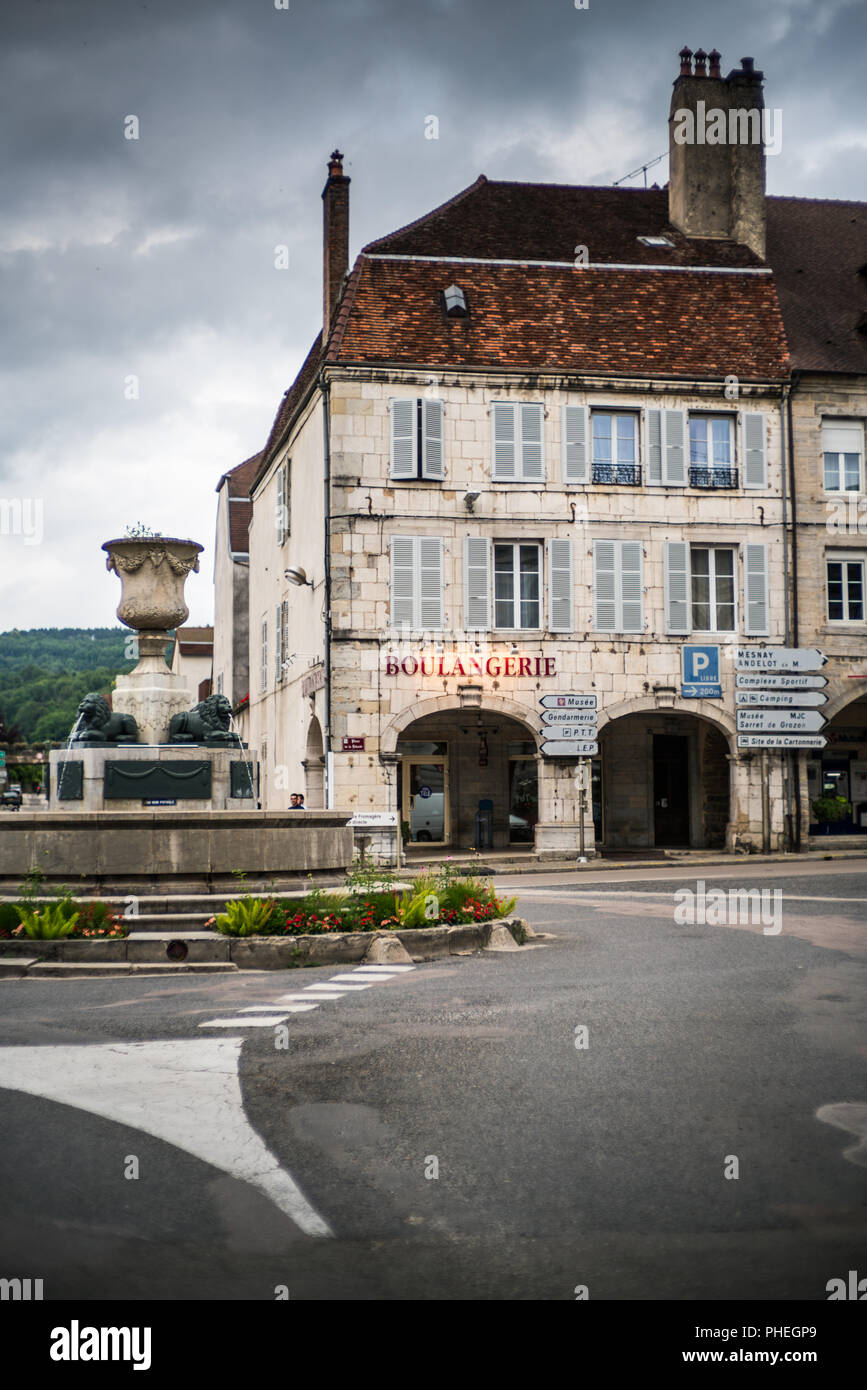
[322,150,350,333]
[668,50,766,259]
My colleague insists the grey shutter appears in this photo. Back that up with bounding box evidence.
[562,405,588,484]
[284,461,291,537]
[492,403,516,479]
[422,398,445,480]
[547,538,574,632]
[663,409,686,484]
[744,542,769,635]
[281,600,289,674]
[390,399,417,479]
[275,465,285,545]
[464,537,491,630]
[390,536,416,627]
[620,541,644,632]
[664,541,690,634]
[594,540,617,631]
[743,413,767,488]
[418,537,444,630]
[520,404,544,480]
[646,408,663,484]
[261,617,268,691]
[275,604,283,681]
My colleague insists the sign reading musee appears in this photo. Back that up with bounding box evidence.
[736,648,826,671]
[736,710,826,733]
[539,694,597,710]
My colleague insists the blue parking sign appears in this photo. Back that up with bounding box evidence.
[682,645,722,698]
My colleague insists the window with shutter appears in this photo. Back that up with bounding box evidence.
[275,603,283,682]
[562,404,588,484]
[521,405,544,479]
[742,413,767,489]
[281,600,289,676]
[260,617,268,692]
[547,538,573,632]
[493,543,541,628]
[492,403,517,479]
[822,422,864,493]
[390,536,444,630]
[492,402,544,480]
[422,399,445,479]
[464,537,491,630]
[275,465,286,546]
[744,543,769,635]
[644,408,686,485]
[688,416,736,488]
[390,398,446,481]
[593,540,643,632]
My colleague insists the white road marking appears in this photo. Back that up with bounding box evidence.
[0,1040,332,1236]
[325,975,377,986]
[275,992,346,1002]
[200,1015,292,1027]
[349,970,399,980]
[360,964,416,973]
[302,984,351,994]
[238,1004,319,1013]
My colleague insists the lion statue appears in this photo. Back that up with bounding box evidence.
[168,693,240,745]
[72,692,139,744]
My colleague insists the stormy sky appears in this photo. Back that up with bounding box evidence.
[1,0,865,632]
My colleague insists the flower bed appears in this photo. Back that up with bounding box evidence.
[0,898,128,941]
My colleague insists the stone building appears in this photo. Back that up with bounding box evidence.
[216,47,866,862]
[212,451,261,740]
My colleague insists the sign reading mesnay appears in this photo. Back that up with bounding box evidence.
[540,695,598,756]
[736,691,828,708]
[735,648,827,672]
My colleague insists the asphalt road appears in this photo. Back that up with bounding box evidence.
[0,859,864,1301]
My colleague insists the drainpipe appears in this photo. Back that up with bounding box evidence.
[321,371,334,809]
[780,383,794,851]
[787,372,803,851]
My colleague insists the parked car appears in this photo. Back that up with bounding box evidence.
[1,784,23,810]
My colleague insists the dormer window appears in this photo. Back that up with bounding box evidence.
[637,235,675,248]
[443,284,468,317]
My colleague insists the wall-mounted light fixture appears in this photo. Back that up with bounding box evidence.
[464,491,481,513]
[284,566,313,587]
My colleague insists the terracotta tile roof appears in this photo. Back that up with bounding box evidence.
[216,451,262,496]
[217,451,261,557]
[228,498,253,555]
[765,196,867,375]
[363,177,764,268]
[327,257,788,380]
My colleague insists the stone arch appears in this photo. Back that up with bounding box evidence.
[381,692,540,754]
[596,693,736,744]
[818,685,867,725]
[303,716,325,809]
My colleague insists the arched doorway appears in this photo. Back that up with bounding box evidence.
[304,717,325,809]
[806,692,867,837]
[395,708,538,851]
[596,707,732,850]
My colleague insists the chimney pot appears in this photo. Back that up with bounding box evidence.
[678,46,693,76]
[708,49,721,78]
[693,48,707,77]
[741,56,755,75]
[322,150,350,333]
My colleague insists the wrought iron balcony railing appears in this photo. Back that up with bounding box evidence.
[592,462,642,486]
[689,466,739,489]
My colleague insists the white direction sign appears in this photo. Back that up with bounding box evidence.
[736,710,826,733]
[736,673,828,690]
[539,694,597,710]
[542,740,598,757]
[737,735,827,750]
[736,647,826,672]
[736,691,827,708]
[540,709,598,727]
[542,725,598,742]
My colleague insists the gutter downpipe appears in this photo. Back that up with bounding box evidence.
[787,371,803,852]
[321,370,334,809]
[780,381,794,852]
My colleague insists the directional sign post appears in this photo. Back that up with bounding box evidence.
[736,673,828,690]
[540,709,598,726]
[542,726,598,742]
[736,648,827,672]
[736,691,828,708]
[539,695,597,710]
[542,740,598,757]
[736,710,826,733]
[737,735,827,750]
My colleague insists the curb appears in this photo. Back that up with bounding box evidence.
[0,917,532,977]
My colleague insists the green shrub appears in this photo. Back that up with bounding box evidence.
[0,902,21,935]
[212,897,277,937]
[15,902,80,938]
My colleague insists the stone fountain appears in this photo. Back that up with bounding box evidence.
[48,536,257,811]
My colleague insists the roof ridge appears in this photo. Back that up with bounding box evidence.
[362,174,488,252]
[326,258,364,361]
[767,193,867,208]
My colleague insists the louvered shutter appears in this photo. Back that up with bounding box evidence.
[390,536,416,626]
[390,399,417,479]
[743,413,767,488]
[620,541,644,631]
[594,541,617,631]
[664,541,690,634]
[646,408,663,484]
[663,410,686,484]
[422,399,444,479]
[562,405,588,484]
[418,538,444,629]
[275,604,283,681]
[520,404,544,480]
[463,537,491,630]
[492,403,516,479]
[281,600,289,673]
[261,617,268,691]
[283,461,291,537]
[547,538,574,632]
[744,543,769,635]
[275,464,286,545]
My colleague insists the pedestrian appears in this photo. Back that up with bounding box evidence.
[290,791,306,809]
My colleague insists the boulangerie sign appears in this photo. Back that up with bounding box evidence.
[384,653,556,678]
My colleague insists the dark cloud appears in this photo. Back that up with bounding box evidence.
[1,0,865,627]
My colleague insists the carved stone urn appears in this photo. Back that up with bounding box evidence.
[103,537,204,744]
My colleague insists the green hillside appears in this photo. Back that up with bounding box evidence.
[0,628,137,743]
